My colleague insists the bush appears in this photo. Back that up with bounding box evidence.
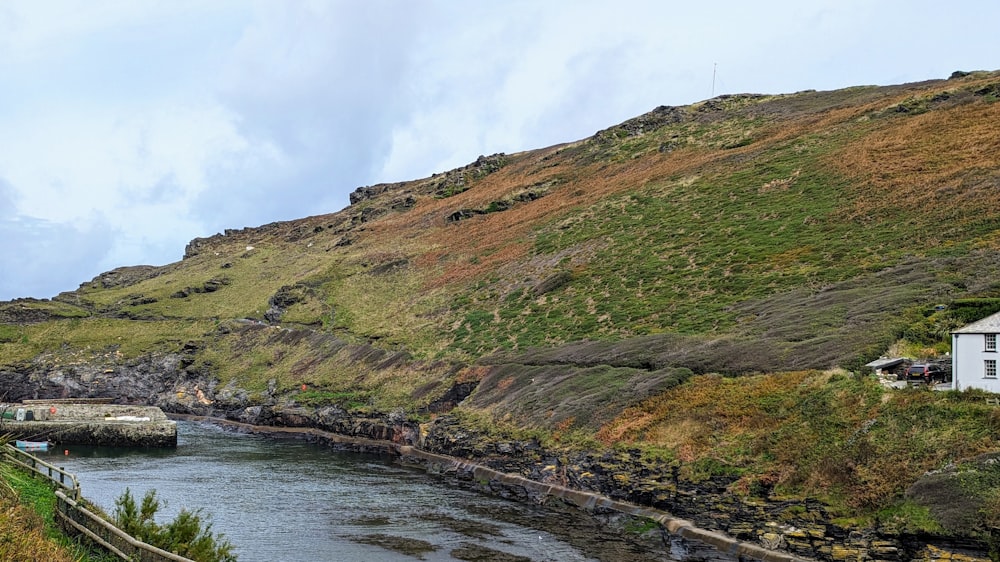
[114,488,236,562]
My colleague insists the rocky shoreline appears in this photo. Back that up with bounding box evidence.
[215,404,993,562]
[1,352,992,562]
[170,412,803,562]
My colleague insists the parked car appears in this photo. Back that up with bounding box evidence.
[901,363,950,384]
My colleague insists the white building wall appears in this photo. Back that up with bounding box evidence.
[952,332,1000,393]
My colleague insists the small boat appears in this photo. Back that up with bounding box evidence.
[14,440,49,452]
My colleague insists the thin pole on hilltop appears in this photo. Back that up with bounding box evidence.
[712,63,717,97]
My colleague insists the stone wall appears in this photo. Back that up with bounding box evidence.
[2,403,176,447]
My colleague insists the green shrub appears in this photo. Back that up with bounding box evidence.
[114,488,236,562]
[951,298,1000,324]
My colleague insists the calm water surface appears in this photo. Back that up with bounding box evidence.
[43,421,729,561]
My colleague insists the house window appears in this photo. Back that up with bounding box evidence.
[987,334,997,352]
[986,360,997,379]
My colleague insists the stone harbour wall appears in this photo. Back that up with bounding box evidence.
[1,403,176,447]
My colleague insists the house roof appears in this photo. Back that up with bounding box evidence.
[865,357,907,369]
[953,311,1000,334]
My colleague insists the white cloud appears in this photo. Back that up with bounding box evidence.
[0,99,277,224]
[0,212,117,299]
[0,76,283,299]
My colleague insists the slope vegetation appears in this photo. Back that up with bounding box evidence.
[4,70,1000,543]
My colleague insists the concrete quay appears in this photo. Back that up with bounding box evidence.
[1,402,176,447]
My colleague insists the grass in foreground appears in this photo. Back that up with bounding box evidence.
[0,462,115,562]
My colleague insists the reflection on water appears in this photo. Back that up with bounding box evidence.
[39,421,732,561]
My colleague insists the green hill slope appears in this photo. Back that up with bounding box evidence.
[5,70,1000,547]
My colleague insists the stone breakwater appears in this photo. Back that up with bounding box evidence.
[1,403,176,447]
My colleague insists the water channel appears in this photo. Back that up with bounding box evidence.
[41,421,733,561]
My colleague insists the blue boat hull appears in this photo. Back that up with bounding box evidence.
[14,440,48,452]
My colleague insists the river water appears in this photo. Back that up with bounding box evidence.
[41,421,732,561]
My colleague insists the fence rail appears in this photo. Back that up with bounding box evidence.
[2,443,79,500]
[2,443,194,562]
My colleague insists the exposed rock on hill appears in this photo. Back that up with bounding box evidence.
[84,265,166,290]
[350,153,508,205]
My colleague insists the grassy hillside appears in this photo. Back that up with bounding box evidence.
[7,73,1000,364]
[4,69,1000,408]
[4,70,1000,535]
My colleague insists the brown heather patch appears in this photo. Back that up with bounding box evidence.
[0,504,76,562]
[0,467,78,562]
[596,371,817,448]
[834,100,1000,222]
[455,365,491,383]
[412,148,731,287]
[495,376,515,392]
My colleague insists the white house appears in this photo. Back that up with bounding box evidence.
[951,311,1000,392]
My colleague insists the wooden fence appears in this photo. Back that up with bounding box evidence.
[2,444,194,562]
[2,443,79,499]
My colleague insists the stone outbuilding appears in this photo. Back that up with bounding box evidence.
[865,357,911,379]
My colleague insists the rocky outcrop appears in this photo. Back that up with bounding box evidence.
[349,180,410,206]
[429,153,507,198]
[81,266,165,290]
[594,104,686,144]
[0,349,206,411]
[264,284,312,323]
[182,216,347,259]
[169,276,231,299]
[0,298,74,323]
[445,181,553,223]
[349,153,508,205]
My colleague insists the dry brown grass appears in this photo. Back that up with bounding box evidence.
[366,141,731,292]
[835,101,1000,222]
[596,371,816,449]
[0,490,76,562]
[362,78,979,303]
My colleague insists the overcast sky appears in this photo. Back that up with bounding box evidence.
[1,1,996,301]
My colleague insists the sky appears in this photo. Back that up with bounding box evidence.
[1,0,997,301]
